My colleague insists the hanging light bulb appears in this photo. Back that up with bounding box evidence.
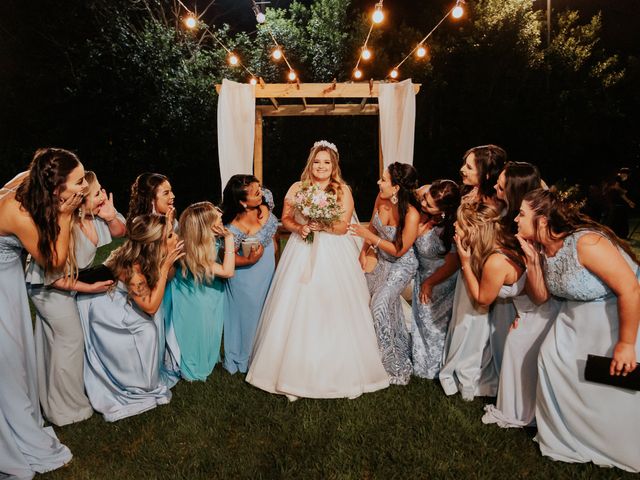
[184,15,197,29]
[354,68,363,79]
[272,47,283,60]
[452,3,464,19]
[361,47,372,61]
[249,77,258,85]
[416,45,428,58]
[228,53,239,66]
[256,12,266,24]
[288,70,297,81]
[390,68,399,79]
[372,6,384,24]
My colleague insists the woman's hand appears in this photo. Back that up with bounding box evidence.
[161,240,185,275]
[419,280,434,304]
[348,223,370,239]
[59,192,84,215]
[516,234,539,267]
[299,224,311,239]
[358,248,367,270]
[166,206,176,227]
[454,233,471,267]
[97,190,117,221]
[212,224,233,239]
[246,244,265,264]
[308,221,324,232]
[610,341,637,376]
[82,280,114,294]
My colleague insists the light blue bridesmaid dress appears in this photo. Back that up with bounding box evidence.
[0,234,72,478]
[164,266,225,381]
[77,281,178,422]
[366,212,419,385]
[536,230,640,472]
[411,227,458,379]
[223,189,278,374]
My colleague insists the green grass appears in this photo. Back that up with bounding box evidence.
[40,229,640,480]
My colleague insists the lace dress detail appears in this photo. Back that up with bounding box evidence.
[366,212,418,385]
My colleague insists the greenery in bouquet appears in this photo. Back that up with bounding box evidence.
[293,182,344,243]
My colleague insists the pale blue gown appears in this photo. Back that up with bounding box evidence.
[164,266,225,381]
[411,227,458,379]
[0,234,72,479]
[77,281,179,422]
[25,213,124,426]
[224,190,278,374]
[535,230,640,472]
[366,212,419,385]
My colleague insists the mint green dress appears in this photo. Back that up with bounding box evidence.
[164,265,225,381]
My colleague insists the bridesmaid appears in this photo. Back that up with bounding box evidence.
[165,202,235,381]
[439,144,506,401]
[412,180,461,379]
[221,175,278,374]
[517,189,640,472]
[0,148,81,478]
[77,214,184,421]
[127,172,177,228]
[351,162,421,385]
[26,171,125,426]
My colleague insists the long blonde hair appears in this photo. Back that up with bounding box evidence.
[178,202,221,284]
[456,202,507,279]
[300,143,347,202]
[105,214,168,289]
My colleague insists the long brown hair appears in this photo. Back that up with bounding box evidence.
[105,214,169,290]
[462,144,507,199]
[300,143,346,202]
[427,179,461,256]
[524,188,638,264]
[127,172,169,225]
[15,148,81,271]
[388,162,420,251]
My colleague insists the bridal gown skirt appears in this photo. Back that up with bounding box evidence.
[246,231,390,399]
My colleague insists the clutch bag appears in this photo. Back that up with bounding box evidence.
[584,354,640,391]
[76,264,115,284]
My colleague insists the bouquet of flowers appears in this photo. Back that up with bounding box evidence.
[293,182,344,243]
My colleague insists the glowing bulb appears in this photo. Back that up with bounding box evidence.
[228,53,239,66]
[272,48,283,60]
[416,45,427,58]
[256,12,266,24]
[390,69,399,79]
[452,5,464,19]
[361,48,372,60]
[372,9,384,24]
[288,70,296,81]
[184,16,197,29]
[354,69,363,79]
[249,77,258,85]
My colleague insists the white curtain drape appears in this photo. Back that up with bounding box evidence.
[378,79,417,168]
[217,78,256,191]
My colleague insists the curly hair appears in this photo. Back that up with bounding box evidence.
[300,143,347,203]
[127,172,168,225]
[105,214,168,291]
[524,188,638,264]
[15,148,81,272]
[456,202,511,279]
[179,202,222,284]
[425,179,461,256]
[462,144,507,199]
[388,162,420,251]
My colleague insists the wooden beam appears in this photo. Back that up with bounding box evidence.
[214,82,421,99]
[360,97,367,111]
[254,109,263,182]
[256,104,379,116]
[269,97,279,110]
[301,97,308,110]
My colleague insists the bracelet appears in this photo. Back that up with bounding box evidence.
[374,237,381,248]
[224,251,235,256]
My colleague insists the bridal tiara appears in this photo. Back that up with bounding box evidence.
[313,140,338,153]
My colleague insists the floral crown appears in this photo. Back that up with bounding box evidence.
[313,140,338,154]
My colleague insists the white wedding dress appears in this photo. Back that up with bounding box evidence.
[246,213,390,400]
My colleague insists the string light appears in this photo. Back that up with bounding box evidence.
[353,68,363,79]
[372,2,384,24]
[416,45,428,58]
[228,53,239,66]
[390,69,399,79]
[361,47,372,60]
[256,12,266,24]
[184,15,197,29]
[452,5,464,19]
[272,47,283,60]
[249,77,258,85]
[288,70,297,81]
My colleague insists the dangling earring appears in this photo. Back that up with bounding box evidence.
[240,202,247,209]
[391,192,398,205]
[441,212,446,219]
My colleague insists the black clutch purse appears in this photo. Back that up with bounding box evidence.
[76,264,115,284]
[584,354,640,391]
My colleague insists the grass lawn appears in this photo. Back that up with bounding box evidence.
[40,225,640,480]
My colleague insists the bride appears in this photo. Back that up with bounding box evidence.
[246,140,390,400]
